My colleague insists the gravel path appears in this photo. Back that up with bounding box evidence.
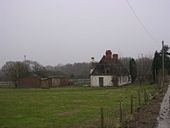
[157,85,170,128]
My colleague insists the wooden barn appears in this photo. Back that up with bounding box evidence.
[48,75,69,87]
[17,75,42,88]
[17,72,69,88]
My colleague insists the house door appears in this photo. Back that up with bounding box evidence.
[99,77,104,87]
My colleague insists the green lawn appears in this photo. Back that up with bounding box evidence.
[0,84,156,128]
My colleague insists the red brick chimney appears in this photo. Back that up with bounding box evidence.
[105,50,112,60]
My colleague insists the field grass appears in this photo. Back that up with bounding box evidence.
[0,84,156,128]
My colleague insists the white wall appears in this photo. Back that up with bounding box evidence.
[90,69,94,74]
[91,75,131,87]
[118,76,131,86]
[90,75,112,87]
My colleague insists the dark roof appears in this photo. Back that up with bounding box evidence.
[47,75,68,78]
[91,52,129,76]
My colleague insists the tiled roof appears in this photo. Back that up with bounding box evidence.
[91,51,129,76]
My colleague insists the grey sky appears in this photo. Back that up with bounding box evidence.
[0,0,170,67]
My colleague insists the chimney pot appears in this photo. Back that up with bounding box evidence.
[113,54,118,61]
[91,57,94,62]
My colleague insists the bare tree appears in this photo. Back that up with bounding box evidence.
[136,56,153,84]
[119,57,131,72]
[23,60,47,77]
[1,61,30,87]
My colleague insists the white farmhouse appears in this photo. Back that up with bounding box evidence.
[90,50,131,87]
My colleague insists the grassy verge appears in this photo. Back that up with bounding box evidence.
[0,84,156,128]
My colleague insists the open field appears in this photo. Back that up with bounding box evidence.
[0,84,156,128]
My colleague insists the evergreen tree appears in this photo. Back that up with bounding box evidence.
[152,49,170,82]
[129,58,137,83]
[152,51,161,82]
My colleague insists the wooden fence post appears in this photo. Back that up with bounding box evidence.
[144,91,147,103]
[100,107,104,128]
[131,95,133,114]
[169,96,170,109]
[119,100,123,122]
[138,90,141,106]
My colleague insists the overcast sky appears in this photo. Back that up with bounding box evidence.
[0,0,170,67]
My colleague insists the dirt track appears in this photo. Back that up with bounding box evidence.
[156,85,170,128]
[124,86,167,128]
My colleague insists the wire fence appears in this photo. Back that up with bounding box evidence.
[0,83,159,128]
[74,86,159,128]
[0,81,14,88]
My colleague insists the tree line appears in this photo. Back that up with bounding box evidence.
[1,45,170,87]
[0,61,90,87]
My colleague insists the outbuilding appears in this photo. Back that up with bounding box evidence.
[17,75,42,88]
[17,72,69,88]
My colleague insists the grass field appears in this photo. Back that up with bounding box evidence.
[0,84,156,128]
